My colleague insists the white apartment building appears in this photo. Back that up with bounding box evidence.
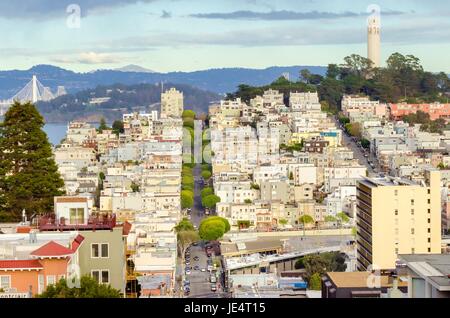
[289,92,321,112]
[161,88,184,118]
[65,122,97,145]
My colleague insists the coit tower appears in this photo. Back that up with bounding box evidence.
[367,15,381,68]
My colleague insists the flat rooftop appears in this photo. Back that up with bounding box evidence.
[326,272,408,289]
[399,254,450,289]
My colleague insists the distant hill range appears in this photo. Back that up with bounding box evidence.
[36,82,220,123]
[0,64,327,99]
[114,64,155,73]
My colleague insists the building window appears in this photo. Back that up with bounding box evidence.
[69,208,85,224]
[428,209,431,214]
[101,244,109,258]
[428,218,431,224]
[428,238,431,243]
[394,209,398,216]
[428,248,431,253]
[92,270,109,284]
[0,275,11,289]
[92,244,99,258]
[411,199,414,206]
[411,209,414,215]
[428,228,431,233]
[411,248,415,254]
[411,228,415,235]
[427,189,431,194]
[427,199,431,204]
[92,243,109,258]
[47,275,56,286]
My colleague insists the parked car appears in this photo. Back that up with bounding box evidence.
[211,284,217,292]
[194,265,200,270]
[185,269,191,275]
[201,268,206,272]
[210,275,217,283]
[193,256,200,261]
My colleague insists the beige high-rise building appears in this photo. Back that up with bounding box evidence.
[356,170,441,271]
[367,15,381,68]
[161,87,184,118]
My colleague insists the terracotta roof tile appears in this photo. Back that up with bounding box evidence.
[0,259,43,270]
[55,197,88,203]
[30,241,74,257]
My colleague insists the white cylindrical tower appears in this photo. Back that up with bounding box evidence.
[367,15,381,68]
[32,75,38,103]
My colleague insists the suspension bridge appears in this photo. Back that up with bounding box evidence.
[0,75,66,116]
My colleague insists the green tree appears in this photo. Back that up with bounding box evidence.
[345,122,362,139]
[0,101,65,221]
[201,170,212,180]
[98,118,108,133]
[299,215,314,226]
[174,218,199,259]
[112,120,124,136]
[279,219,288,226]
[300,69,312,84]
[38,276,121,298]
[326,64,341,79]
[130,182,140,193]
[181,190,194,209]
[324,215,337,223]
[201,187,214,198]
[336,212,350,224]
[198,216,230,241]
[309,273,322,291]
[201,194,221,209]
[338,115,350,125]
[182,175,194,187]
[303,254,329,280]
[174,218,195,232]
[177,230,199,259]
[341,54,374,77]
[183,117,195,129]
[182,110,196,119]
[360,139,370,149]
[244,199,252,204]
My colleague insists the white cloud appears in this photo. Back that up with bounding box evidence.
[52,52,121,64]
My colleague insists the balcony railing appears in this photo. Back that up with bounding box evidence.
[38,214,117,231]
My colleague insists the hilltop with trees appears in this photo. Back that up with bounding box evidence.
[228,53,449,114]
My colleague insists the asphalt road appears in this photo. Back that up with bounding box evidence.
[186,244,225,298]
[334,117,380,176]
[191,164,205,227]
[182,164,227,298]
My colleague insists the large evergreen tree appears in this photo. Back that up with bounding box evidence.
[0,101,64,221]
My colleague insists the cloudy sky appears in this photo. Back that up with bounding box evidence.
[0,0,449,73]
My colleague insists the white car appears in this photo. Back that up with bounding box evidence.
[200,268,206,272]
